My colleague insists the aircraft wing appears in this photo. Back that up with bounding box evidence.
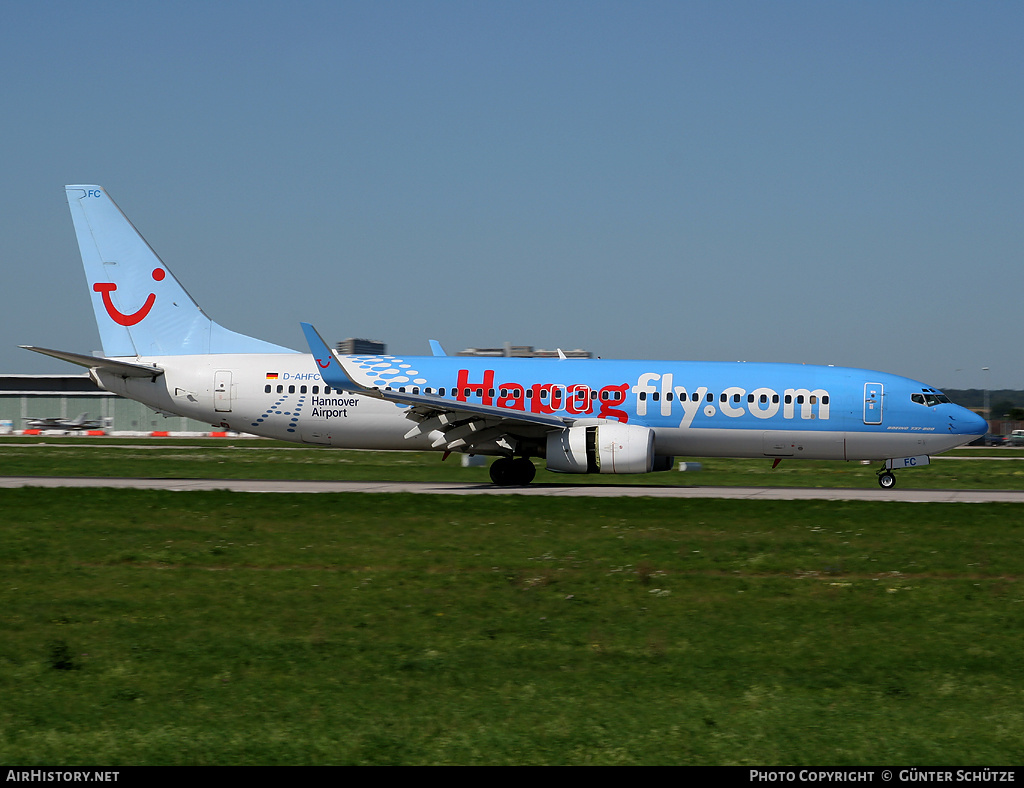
[300,322,571,453]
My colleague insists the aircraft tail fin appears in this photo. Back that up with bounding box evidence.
[64,185,295,357]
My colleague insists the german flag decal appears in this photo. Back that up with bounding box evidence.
[265,372,279,380]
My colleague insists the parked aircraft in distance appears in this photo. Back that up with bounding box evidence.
[23,185,987,488]
[22,413,103,431]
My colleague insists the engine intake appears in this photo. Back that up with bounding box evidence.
[546,423,668,474]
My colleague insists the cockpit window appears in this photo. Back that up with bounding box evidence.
[913,390,951,407]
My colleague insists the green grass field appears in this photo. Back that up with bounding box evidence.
[1,436,1024,489]
[1,479,1023,764]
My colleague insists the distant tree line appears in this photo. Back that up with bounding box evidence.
[944,390,1024,420]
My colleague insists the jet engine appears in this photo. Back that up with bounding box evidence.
[545,422,671,474]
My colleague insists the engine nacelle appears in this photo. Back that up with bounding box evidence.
[546,422,665,474]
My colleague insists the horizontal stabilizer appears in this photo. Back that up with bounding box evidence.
[20,345,164,378]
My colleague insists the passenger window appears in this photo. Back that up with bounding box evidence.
[264,385,271,394]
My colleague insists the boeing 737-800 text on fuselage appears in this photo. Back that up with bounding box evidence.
[23,186,987,488]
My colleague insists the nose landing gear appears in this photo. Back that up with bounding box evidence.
[876,454,931,489]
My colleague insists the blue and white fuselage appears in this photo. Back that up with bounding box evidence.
[25,185,987,488]
[88,352,978,461]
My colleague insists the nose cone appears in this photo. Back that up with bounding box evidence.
[957,407,989,436]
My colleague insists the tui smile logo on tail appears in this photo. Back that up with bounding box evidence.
[93,268,165,326]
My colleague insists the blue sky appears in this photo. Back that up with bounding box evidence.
[3,1,1021,389]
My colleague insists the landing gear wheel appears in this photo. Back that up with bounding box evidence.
[489,457,536,486]
[511,457,536,486]
[878,471,896,489]
[489,457,513,485]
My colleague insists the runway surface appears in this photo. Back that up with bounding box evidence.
[2,475,1022,502]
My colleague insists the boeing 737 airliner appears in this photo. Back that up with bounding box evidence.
[24,185,987,488]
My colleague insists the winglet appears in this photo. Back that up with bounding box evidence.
[299,322,376,395]
[428,339,447,357]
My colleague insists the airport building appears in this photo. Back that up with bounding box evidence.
[456,342,592,359]
[337,338,386,355]
[3,337,388,436]
[0,374,218,434]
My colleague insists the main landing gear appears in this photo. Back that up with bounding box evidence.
[489,456,537,486]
